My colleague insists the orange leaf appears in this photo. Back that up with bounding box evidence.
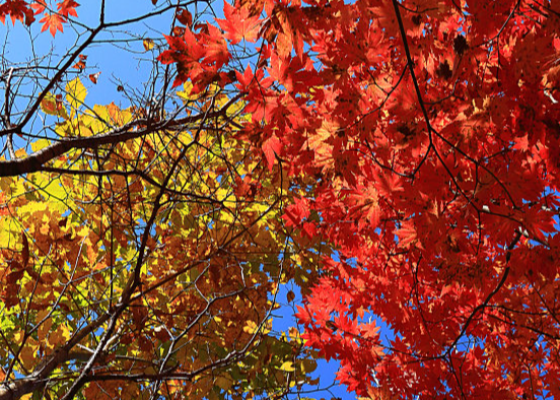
[40,12,64,36]
[89,72,101,84]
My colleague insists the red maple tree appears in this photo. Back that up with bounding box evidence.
[160,0,560,397]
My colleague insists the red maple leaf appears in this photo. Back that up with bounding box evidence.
[262,135,281,171]
[30,0,46,14]
[57,0,78,18]
[283,197,310,228]
[40,12,64,36]
[217,2,261,45]
[0,0,35,25]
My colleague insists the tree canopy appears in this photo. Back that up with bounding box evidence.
[0,1,324,399]
[2,0,560,399]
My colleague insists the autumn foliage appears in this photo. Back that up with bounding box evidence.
[3,0,560,399]
[159,0,560,398]
[0,2,321,399]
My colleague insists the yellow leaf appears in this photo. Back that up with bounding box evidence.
[288,326,300,339]
[15,148,26,158]
[31,139,51,152]
[40,93,68,118]
[49,323,70,347]
[279,361,295,372]
[177,81,194,101]
[243,320,258,334]
[31,174,70,212]
[66,77,87,112]
[143,38,155,51]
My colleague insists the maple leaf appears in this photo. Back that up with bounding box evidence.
[285,197,310,222]
[57,0,78,18]
[235,64,258,90]
[30,0,46,15]
[40,12,64,36]
[262,134,281,171]
[217,2,261,45]
[0,0,35,25]
[301,221,316,238]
